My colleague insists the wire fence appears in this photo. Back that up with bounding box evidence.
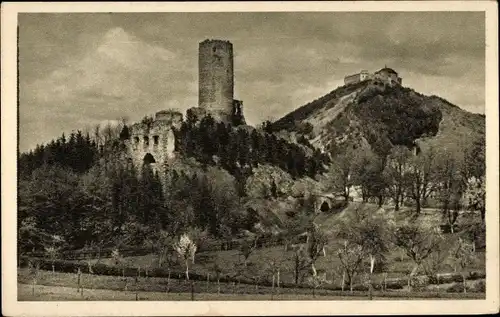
[24,234,301,260]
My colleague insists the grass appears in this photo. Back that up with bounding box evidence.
[17,284,388,301]
[21,203,485,300]
[18,269,485,301]
[79,204,485,289]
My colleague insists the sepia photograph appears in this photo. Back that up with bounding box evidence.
[2,1,499,316]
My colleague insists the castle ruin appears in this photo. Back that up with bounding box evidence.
[126,39,244,172]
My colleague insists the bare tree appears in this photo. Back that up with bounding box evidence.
[304,223,328,277]
[450,238,475,293]
[151,230,173,268]
[328,148,356,202]
[337,241,364,292]
[383,146,412,211]
[393,222,443,291]
[334,204,393,292]
[288,243,310,284]
[434,146,467,233]
[238,236,258,267]
[405,145,438,215]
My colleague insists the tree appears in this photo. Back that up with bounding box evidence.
[450,238,475,293]
[328,146,356,202]
[351,150,387,206]
[151,230,173,268]
[337,241,364,292]
[238,236,258,267]
[393,222,443,290]
[383,146,412,211]
[405,145,438,214]
[434,146,467,233]
[304,223,328,277]
[44,245,60,273]
[174,233,197,280]
[460,216,485,253]
[465,176,485,223]
[289,244,311,285]
[335,205,392,291]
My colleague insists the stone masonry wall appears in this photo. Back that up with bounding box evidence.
[198,39,234,123]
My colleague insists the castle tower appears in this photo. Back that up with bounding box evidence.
[198,39,234,123]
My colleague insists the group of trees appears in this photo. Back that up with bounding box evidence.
[18,130,99,177]
[176,114,329,181]
[329,137,485,228]
[18,151,259,258]
[330,204,479,293]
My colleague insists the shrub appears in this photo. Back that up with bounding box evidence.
[446,282,465,293]
[471,280,486,293]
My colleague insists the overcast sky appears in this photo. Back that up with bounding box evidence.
[18,12,485,152]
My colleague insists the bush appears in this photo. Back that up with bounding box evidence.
[446,282,465,293]
[471,280,486,293]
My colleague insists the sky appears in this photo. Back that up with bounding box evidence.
[18,12,485,152]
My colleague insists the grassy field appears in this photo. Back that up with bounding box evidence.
[19,203,486,301]
[19,284,380,301]
[18,269,485,301]
[87,205,484,288]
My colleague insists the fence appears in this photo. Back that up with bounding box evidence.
[19,265,486,301]
[19,255,486,297]
[24,234,295,261]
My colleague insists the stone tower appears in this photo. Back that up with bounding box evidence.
[198,39,234,123]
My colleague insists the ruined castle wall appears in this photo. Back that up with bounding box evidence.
[198,39,234,123]
[128,112,182,173]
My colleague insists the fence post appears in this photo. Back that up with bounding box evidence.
[191,281,195,301]
[206,273,210,293]
[271,274,275,300]
[341,271,345,293]
[277,269,280,295]
[437,274,440,293]
[383,273,387,292]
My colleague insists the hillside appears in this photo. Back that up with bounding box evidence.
[271,79,485,157]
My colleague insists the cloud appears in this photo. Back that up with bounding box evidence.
[20,27,196,151]
[18,12,485,152]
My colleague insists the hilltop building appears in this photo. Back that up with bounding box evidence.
[344,67,403,86]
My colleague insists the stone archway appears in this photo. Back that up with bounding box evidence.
[320,200,330,212]
[143,153,156,165]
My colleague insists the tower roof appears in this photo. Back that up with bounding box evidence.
[376,67,398,74]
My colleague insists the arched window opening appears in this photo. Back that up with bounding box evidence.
[153,135,159,145]
[143,136,149,148]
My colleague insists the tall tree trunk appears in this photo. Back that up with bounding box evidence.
[395,186,401,211]
[415,197,421,215]
[185,260,189,281]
